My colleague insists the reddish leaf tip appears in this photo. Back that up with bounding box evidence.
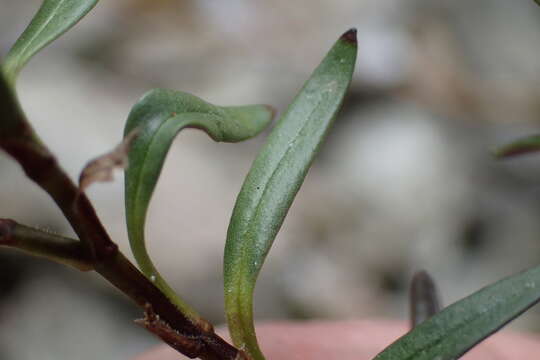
[494,146,537,159]
[264,105,277,121]
[0,219,16,244]
[341,28,357,45]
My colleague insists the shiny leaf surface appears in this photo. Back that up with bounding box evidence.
[124,89,273,322]
[375,266,540,360]
[2,0,98,85]
[223,30,357,359]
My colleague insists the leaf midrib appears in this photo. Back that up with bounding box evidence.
[380,284,536,360]
[14,0,66,64]
[231,93,326,318]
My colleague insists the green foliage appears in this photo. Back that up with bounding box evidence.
[2,0,98,85]
[495,134,540,158]
[375,266,540,360]
[223,30,357,359]
[124,89,273,321]
[4,1,540,359]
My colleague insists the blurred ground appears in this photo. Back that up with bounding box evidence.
[3,0,540,359]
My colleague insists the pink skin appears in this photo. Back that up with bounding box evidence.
[133,320,540,360]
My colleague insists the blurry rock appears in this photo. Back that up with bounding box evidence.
[1,267,155,360]
[3,2,540,359]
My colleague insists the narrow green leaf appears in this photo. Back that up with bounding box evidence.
[494,134,540,158]
[375,265,540,360]
[2,0,98,85]
[124,89,273,323]
[223,29,357,359]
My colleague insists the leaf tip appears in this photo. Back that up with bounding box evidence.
[0,219,16,244]
[492,147,508,159]
[78,129,139,191]
[263,105,277,121]
[340,28,357,45]
[492,136,540,159]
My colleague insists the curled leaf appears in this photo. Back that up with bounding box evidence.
[124,89,273,322]
[2,0,99,85]
[79,129,138,191]
[375,265,540,360]
[223,29,357,359]
[495,134,540,158]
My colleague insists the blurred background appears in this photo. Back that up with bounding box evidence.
[3,0,540,358]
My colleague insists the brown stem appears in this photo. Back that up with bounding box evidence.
[95,252,240,360]
[0,141,240,359]
[0,219,92,271]
[0,74,241,360]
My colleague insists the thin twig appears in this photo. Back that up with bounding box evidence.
[0,219,92,271]
[0,73,241,360]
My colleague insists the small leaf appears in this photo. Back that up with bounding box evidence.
[79,129,138,191]
[494,134,540,158]
[409,270,441,328]
[124,89,273,323]
[223,29,357,359]
[2,0,98,85]
[374,265,540,360]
